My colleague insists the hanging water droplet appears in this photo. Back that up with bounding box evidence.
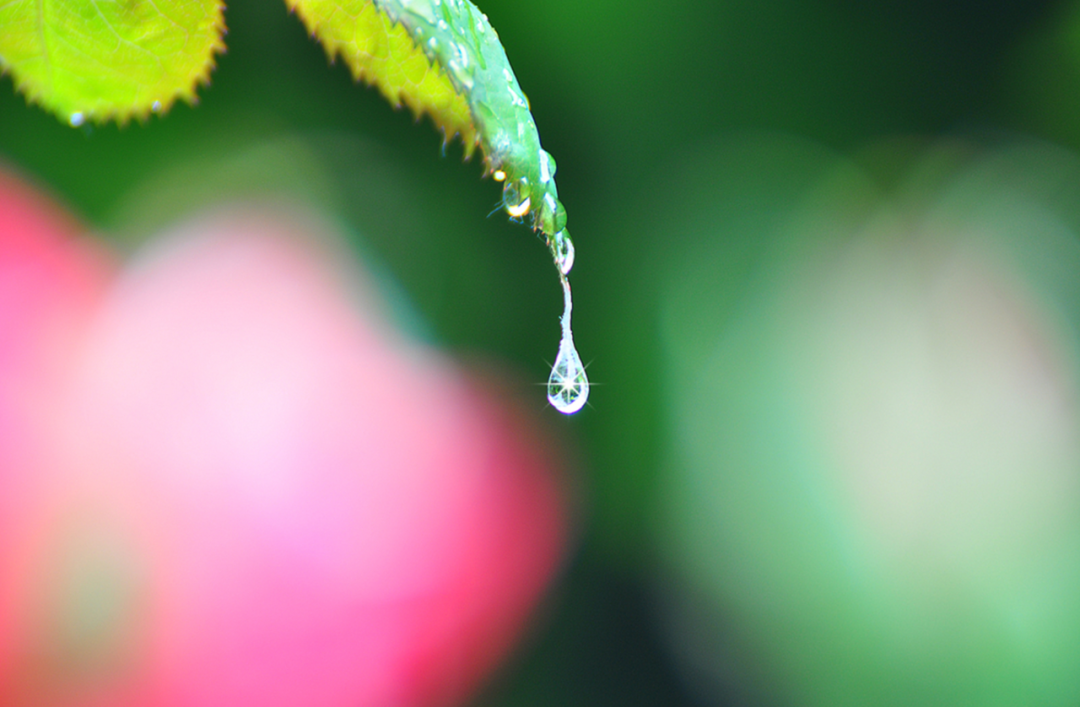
[554,230,575,275]
[503,176,531,218]
[548,336,589,414]
[69,112,85,127]
[552,200,567,233]
[546,265,588,414]
[151,100,162,113]
[538,193,567,235]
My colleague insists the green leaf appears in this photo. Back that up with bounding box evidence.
[287,0,571,243]
[0,0,225,125]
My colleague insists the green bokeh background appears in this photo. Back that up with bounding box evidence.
[4,1,1080,705]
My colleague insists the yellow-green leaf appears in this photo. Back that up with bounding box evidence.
[0,0,225,124]
[286,0,478,156]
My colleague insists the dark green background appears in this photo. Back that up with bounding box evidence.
[1,1,1076,704]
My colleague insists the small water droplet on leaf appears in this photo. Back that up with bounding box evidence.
[538,149,558,184]
[539,193,567,235]
[503,177,531,218]
[554,230,575,275]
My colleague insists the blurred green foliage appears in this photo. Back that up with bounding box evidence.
[3,0,1080,705]
[654,134,1080,707]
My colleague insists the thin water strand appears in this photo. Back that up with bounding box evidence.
[547,271,589,414]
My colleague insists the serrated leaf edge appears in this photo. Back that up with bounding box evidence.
[3,1,228,126]
[286,0,479,156]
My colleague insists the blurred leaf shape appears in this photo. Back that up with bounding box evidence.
[654,134,1080,707]
[0,0,225,124]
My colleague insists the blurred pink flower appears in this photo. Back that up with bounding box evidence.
[0,170,566,707]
